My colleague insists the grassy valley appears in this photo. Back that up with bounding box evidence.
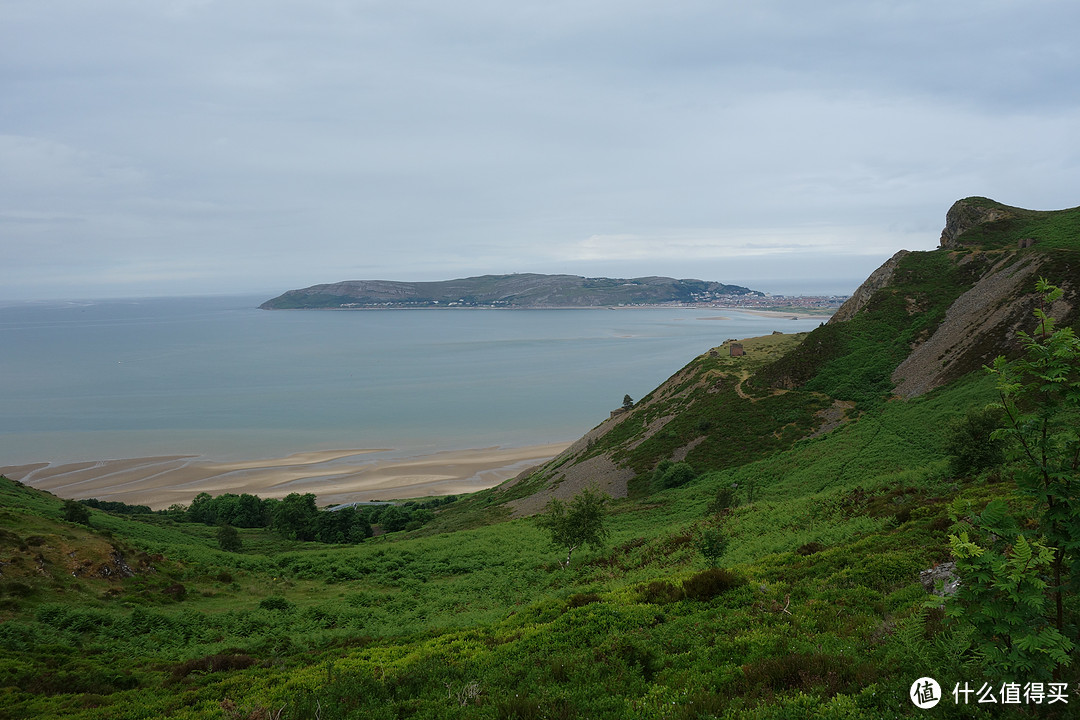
[3,198,1080,718]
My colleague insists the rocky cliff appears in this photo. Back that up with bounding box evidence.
[938,197,1017,248]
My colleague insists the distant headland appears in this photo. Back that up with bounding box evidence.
[260,273,766,310]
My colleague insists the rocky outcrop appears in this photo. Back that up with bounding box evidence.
[891,256,1043,397]
[828,250,910,324]
[891,251,1076,398]
[939,198,1015,248]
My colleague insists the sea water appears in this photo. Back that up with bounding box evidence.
[0,295,827,465]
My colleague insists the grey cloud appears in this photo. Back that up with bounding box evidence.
[3,1,1080,299]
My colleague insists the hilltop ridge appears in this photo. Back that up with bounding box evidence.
[500,197,1080,510]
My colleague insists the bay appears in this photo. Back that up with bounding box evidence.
[0,295,827,465]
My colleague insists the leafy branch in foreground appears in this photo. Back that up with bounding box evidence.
[946,278,1080,680]
[535,486,611,567]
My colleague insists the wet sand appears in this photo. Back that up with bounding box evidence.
[0,443,568,510]
[736,309,833,320]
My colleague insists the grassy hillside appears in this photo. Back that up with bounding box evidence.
[3,199,1079,719]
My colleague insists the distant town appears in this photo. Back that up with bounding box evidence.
[697,293,847,312]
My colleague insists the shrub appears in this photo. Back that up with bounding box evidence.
[258,596,294,611]
[655,462,697,489]
[740,652,856,695]
[681,567,743,601]
[795,542,825,556]
[707,485,739,514]
[161,583,187,600]
[169,653,257,683]
[639,580,684,604]
[565,592,601,609]
[0,581,35,598]
[943,406,1005,477]
[63,499,90,525]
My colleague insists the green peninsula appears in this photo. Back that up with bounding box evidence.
[259,273,761,309]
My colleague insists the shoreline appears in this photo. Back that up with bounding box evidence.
[734,308,832,320]
[269,304,839,315]
[0,442,569,511]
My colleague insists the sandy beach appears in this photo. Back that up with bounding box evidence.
[0,443,569,510]
[735,309,833,320]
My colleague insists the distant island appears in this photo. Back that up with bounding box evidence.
[260,273,766,310]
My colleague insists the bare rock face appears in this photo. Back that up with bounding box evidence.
[891,256,1045,397]
[939,198,1014,248]
[829,250,910,324]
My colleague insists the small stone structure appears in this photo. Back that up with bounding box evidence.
[729,343,745,357]
[1018,237,1038,248]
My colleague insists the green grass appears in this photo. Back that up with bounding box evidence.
[3,370,1061,719]
[950,197,1080,252]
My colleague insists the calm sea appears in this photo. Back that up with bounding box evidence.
[0,296,827,465]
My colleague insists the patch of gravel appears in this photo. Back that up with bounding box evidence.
[625,415,675,452]
[806,400,856,439]
[671,436,706,462]
[506,454,633,518]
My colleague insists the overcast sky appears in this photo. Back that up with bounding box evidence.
[3,0,1079,300]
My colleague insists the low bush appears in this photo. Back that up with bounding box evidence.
[169,653,257,683]
[739,652,867,697]
[258,596,294,611]
[565,592,601,609]
[654,462,698,490]
[639,580,684,604]
[681,568,743,601]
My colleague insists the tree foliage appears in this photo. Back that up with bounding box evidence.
[62,499,90,525]
[943,405,1005,477]
[535,486,610,567]
[272,493,320,541]
[217,524,242,552]
[696,526,728,566]
[946,500,1073,679]
[947,278,1080,680]
[651,460,697,491]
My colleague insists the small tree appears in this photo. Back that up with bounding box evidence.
[987,279,1080,640]
[946,278,1080,680]
[622,394,634,410]
[63,499,90,525]
[217,524,242,552]
[697,526,728,566]
[943,405,1005,477]
[535,486,611,567]
[707,484,739,516]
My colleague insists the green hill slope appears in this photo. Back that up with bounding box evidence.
[2,198,1079,719]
